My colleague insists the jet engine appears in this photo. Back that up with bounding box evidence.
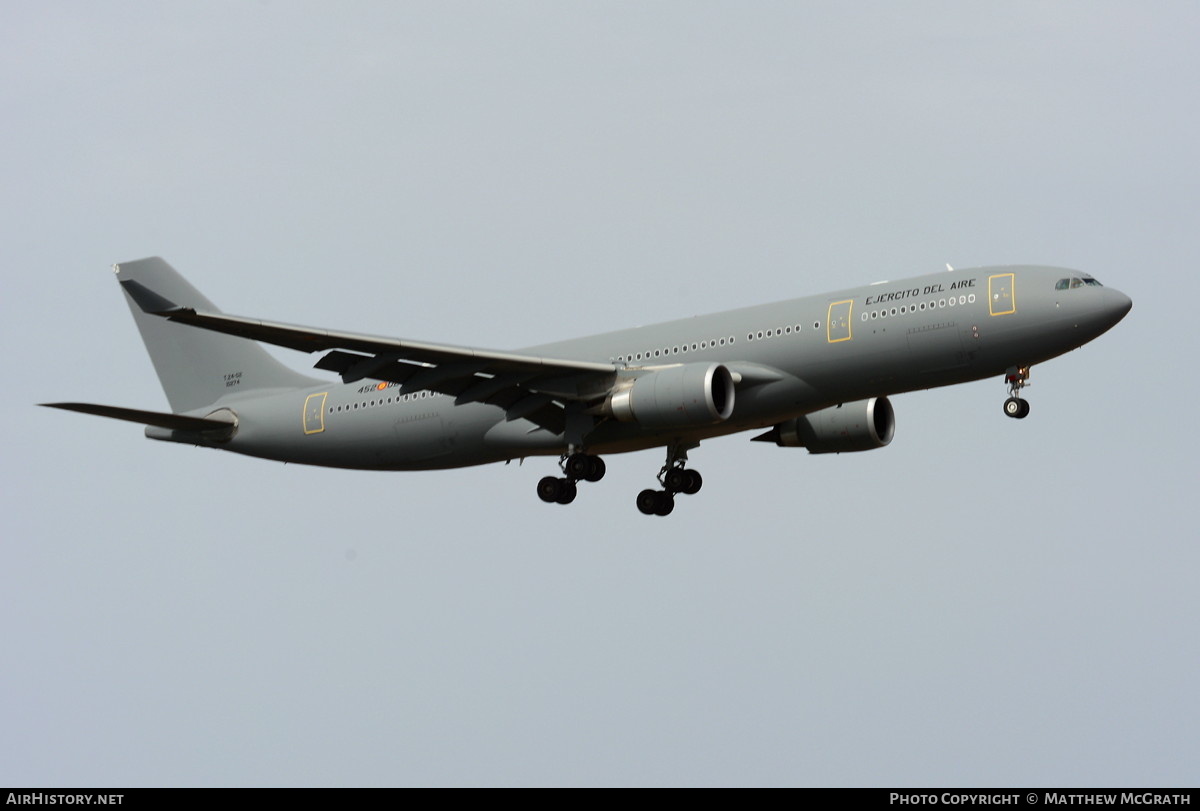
[756,396,895,453]
[604,363,736,429]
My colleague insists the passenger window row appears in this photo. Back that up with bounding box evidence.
[860,294,976,321]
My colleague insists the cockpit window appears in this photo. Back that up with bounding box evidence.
[1056,276,1103,291]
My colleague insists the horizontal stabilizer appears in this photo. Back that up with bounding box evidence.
[40,402,234,432]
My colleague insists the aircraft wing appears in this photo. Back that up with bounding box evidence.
[121,279,618,434]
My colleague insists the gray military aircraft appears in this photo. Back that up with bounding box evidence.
[44,258,1131,515]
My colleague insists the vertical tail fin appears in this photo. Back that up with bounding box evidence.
[115,257,320,412]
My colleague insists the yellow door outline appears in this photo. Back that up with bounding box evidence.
[827,300,854,343]
[303,392,328,435]
[988,273,1016,316]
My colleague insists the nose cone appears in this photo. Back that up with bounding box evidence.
[1081,287,1132,341]
[1105,288,1133,326]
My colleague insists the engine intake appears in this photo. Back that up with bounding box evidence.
[606,363,736,429]
[759,397,895,453]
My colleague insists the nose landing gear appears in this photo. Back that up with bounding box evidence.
[1003,366,1031,419]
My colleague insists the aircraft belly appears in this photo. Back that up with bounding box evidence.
[730,374,822,421]
[378,403,508,469]
[793,344,905,400]
[484,418,563,452]
[390,411,451,462]
[904,321,974,373]
[969,309,1083,369]
[217,392,505,471]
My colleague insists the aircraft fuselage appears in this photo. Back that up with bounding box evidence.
[200,265,1130,470]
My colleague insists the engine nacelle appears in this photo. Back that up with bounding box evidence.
[765,397,895,453]
[607,363,736,429]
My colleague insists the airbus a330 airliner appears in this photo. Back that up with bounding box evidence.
[44,258,1131,515]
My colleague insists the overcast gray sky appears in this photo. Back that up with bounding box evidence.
[3,1,1197,786]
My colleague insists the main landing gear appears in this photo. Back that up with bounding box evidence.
[536,451,606,505]
[636,444,703,517]
[534,444,703,517]
[1003,366,1032,419]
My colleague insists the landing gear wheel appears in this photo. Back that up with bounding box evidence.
[537,476,561,503]
[564,453,591,479]
[583,455,606,483]
[1003,397,1030,419]
[555,478,578,504]
[538,476,577,504]
[647,443,700,513]
[1003,366,1032,420]
[664,467,689,493]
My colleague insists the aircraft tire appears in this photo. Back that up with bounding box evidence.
[537,476,562,503]
[681,469,703,495]
[653,491,675,517]
[583,455,606,483]
[555,478,577,504]
[1004,397,1024,418]
[636,489,659,515]
[565,453,591,479]
[664,467,688,493]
